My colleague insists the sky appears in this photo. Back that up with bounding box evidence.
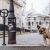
[26,0,49,16]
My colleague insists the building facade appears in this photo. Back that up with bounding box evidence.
[0,0,26,29]
[26,15,50,32]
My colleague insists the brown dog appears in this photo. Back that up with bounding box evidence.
[37,25,50,46]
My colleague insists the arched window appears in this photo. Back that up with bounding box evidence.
[46,22,48,24]
[32,22,34,25]
[44,18,46,21]
[36,22,38,25]
[28,22,30,26]
[34,17,36,20]
[39,21,41,25]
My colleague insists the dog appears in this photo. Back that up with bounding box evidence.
[37,25,50,46]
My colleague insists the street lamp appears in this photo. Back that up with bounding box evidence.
[0,0,16,44]
[0,9,8,45]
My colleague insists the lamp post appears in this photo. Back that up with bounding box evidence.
[8,0,16,44]
[0,9,8,45]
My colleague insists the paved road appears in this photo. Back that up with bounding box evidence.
[0,32,48,46]
[16,32,45,46]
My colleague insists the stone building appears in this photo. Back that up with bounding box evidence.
[0,0,26,29]
[26,15,50,32]
[25,2,50,32]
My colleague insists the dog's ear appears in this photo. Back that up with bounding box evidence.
[37,25,40,29]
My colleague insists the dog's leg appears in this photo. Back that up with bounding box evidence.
[43,38,47,46]
[48,39,50,46]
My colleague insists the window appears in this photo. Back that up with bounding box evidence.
[46,22,48,24]
[34,17,36,20]
[36,22,38,24]
[39,21,41,25]
[28,22,31,26]
[32,22,34,25]
[44,18,46,21]
[46,22,48,25]
[28,27,31,29]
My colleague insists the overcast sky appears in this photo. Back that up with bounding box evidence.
[26,0,49,16]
